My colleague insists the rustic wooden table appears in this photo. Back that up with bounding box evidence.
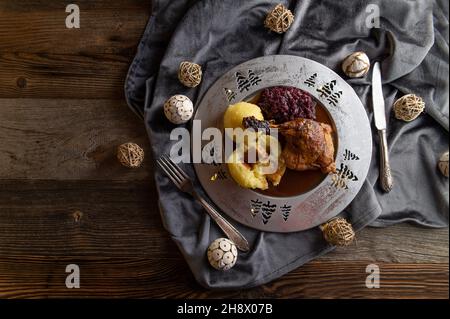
[0,1,448,299]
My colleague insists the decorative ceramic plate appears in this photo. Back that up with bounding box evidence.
[193,55,372,233]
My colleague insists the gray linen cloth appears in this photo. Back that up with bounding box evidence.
[125,0,449,289]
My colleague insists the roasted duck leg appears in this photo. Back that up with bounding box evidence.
[272,119,336,174]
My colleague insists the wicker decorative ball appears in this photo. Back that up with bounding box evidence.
[342,52,370,78]
[393,94,425,122]
[164,95,194,124]
[264,4,294,34]
[438,151,449,178]
[207,238,238,271]
[178,61,203,88]
[321,217,355,247]
[117,143,144,168]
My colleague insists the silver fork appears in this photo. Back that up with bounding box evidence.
[157,155,250,252]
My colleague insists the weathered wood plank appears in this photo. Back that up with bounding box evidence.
[323,224,449,263]
[1,0,149,10]
[0,1,150,99]
[0,1,150,55]
[0,99,151,180]
[0,180,447,262]
[0,180,172,258]
[0,53,130,99]
[0,257,447,299]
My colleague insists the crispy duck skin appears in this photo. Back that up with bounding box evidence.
[271,119,336,174]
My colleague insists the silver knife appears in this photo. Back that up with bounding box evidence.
[372,62,394,192]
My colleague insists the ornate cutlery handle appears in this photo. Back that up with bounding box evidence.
[379,129,394,193]
[193,192,250,252]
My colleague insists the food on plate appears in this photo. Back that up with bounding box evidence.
[242,116,271,134]
[273,118,336,174]
[227,135,285,190]
[265,156,286,187]
[223,87,336,194]
[244,115,337,174]
[227,153,268,190]
[223,102,264,130]
[258,86,316,124]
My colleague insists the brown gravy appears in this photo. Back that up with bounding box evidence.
[256,103,336,198]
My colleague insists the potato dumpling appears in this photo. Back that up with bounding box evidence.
[223,102,264,130]
[227,155,269,190]
[227,135,284,190]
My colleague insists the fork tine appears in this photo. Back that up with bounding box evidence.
[157,159,182,188]
[162,154,189,180]
[157,159,182,187]
[161,156,186,183]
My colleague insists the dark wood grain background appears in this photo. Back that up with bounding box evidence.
[0,0,448,299]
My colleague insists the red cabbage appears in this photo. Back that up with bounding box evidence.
[259,86,316,123]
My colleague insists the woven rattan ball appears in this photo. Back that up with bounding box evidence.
[178,61,202,88]
[321,218,355,247]
[264,4,294,34]
[393,94,425,122]
[117,143,144,168]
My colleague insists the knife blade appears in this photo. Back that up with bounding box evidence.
[372,62,386,130]
[372,62,394,192]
